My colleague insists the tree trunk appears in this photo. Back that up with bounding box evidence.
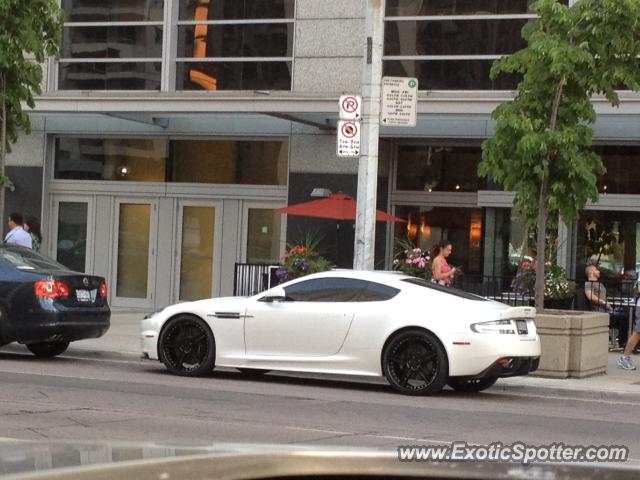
[535,79,566,311]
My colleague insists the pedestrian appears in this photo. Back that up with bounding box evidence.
[24,216,42,252]
[617,281,640,370]
[4,212,32,248]
[431,239,457,286]
[584,264,629,349]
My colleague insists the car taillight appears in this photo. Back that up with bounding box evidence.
[99,282,108,299]
[35,280,70,298]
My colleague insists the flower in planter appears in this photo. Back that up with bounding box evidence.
[393,239,432,281]
[275,237,333,283]
[512,261,576,300]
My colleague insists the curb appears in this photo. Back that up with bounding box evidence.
[491,381,640,402]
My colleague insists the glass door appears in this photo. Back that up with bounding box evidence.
[51,196,95,273]
[175,200,222,301]
[241,202,285,264]
[112,199,158,308]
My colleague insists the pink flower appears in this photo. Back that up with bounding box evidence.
[417,258,426,268]
[405,259,412,265]
[413,248,421,253]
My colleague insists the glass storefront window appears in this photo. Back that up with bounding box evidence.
[595,146,640,195]
[395,146,480,192]
[169,140,288,185]
[179,0,294,20]
[576,211,640,284]
[385,0,546,16]
[176,61,292,91]
[385,19,528,56]
[61,0,165,22]
[54,138,288,185]
[58,62,162,90]
[116,203,151,298]
[394,206,483,275]
[179,206,215,301]
[62,26,163,59]
[55,138,167,181]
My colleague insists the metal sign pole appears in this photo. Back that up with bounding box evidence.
[353,0,384,271]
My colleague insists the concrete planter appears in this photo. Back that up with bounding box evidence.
[533,310,609,378]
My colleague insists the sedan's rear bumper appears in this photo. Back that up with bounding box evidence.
[14,308,110,344]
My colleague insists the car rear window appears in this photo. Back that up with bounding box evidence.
[0,248,71,272]
[401,278,488,301]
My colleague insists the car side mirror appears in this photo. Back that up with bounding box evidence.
[260,286,287,303]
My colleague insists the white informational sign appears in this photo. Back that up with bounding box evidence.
[337,120,361,157]
[380,76,418,127]
[338,94,362,120]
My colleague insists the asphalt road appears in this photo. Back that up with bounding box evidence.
[1,344,640,465]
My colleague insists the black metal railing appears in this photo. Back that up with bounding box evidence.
[233,263,279,297]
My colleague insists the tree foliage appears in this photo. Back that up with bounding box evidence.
[0,0,64,186]
[479,0,640,308]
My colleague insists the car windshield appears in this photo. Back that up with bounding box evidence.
[401,277,489,301]
[0,247,70,272]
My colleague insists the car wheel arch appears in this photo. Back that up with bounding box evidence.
[157,312,217,362]
[380,326,449,374]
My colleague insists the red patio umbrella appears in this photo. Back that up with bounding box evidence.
[275,192,406,223]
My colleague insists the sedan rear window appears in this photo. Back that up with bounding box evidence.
[0,248,70,272]
[401,278,488,301]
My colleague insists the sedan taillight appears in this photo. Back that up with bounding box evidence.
[99,282,108,299]
[35,280,70,299]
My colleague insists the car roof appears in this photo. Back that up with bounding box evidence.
[301,269,409,283]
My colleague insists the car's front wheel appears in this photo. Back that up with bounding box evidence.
[26,341,70,358]
[158,315,215,376]
[448,376,498,393]
[382,329,448,395]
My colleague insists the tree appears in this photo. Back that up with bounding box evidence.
[479,0,640,309]
[0,0,63,221]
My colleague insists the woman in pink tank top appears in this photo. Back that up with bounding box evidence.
[431,240,456,286]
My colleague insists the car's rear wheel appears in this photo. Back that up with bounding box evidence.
[158,315,215,376]
[382,329,448,395]
[238,368,270,377]
[26,341,70,358]
[448,376,498,393]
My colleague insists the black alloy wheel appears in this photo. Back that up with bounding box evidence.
[26,341,70,358]
[382,329,448,395]
[238,368,270,377]
[447,376,499,393]
[158,315,215,376]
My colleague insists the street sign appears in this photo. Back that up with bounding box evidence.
[339,94,362,120]
[380,76,418,127]
[337,120,361,157]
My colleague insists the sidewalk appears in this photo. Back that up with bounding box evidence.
[67,313,640,399]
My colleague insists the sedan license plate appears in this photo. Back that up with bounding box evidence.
[516,319,528,335]
[76,289,94,303]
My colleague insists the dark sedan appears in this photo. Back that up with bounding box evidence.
[0,246,110,357]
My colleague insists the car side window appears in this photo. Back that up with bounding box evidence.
[284,277,367,302]
[360,281,400,301]
[283,278,401,302]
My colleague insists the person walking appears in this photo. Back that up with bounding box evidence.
[24,216,42,252]
[617,281,640,370]
[4,212,32,248]
[431,239,457,286]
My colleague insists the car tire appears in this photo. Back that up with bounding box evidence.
[26,341,70,358]
[448,376,498,393]
[382,329,448,395]
[158,315,215,377]
[238,368,270,377]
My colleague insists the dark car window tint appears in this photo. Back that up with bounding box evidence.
[0,248,70,272]
[284,277,368,302]
[360,281,400,301]
[401,277,488,301]
[284,277,401,302]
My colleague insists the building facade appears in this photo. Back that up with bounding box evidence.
[6,0,640,310]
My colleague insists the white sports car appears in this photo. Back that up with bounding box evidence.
[141,270,540,395]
